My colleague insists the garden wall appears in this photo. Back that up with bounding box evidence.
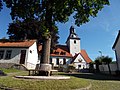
[99,63,117,74]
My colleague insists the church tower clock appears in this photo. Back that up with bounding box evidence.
[66,26,81,56]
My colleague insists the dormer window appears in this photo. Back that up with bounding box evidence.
[60,51,66,55]
[54,51,59,55]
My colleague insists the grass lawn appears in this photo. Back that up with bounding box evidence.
[62,73,120,90]
[0,69,89,90]
[0,68,120,90]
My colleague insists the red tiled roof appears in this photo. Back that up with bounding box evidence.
[71,49,92,63]
[38,44,73,57]
[0,40,36,48]
[51,45,73,57]
[80,50,92,63]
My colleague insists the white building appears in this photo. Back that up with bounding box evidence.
[112,30,120,70]
[0,26,92,70]
[0,40,38,69]
[39,26,92,69]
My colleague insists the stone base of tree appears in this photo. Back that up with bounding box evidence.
[38,64,52,76]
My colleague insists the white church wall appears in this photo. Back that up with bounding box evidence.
[69,39,80,56]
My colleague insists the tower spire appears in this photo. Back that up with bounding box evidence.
[66,26,81,56]
[70,25,75,34]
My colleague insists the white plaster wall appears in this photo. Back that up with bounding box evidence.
[73,54,87,69]
[115,37,120,70]
[0,48,28,64]
[74,54,85,63]
[52,58,56,66]
[51,57,71,66]
[74,62,87,69]
[69,39,80,56]
[27,42,38,69]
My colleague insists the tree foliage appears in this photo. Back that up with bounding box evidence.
[95,56,103,72]
[95,55,112,74]
[101,56,112,74]
[4,0,109,26]
[3,0,110,74]
[101,56,112,64]
[3,0,110,47]
[0,0,2,11]
[7,18,59,47]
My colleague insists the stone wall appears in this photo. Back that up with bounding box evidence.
[0,63,15,68]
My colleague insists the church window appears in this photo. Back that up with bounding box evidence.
[78,65,81,68]
[74,40,76,44]
[60,51,66,55]
[56,58,59,65]
[54,51,59,55]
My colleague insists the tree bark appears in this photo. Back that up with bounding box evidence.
[41,36,51,64]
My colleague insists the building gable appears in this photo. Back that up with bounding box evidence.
[71,49,92,64]
[73,53,85,63]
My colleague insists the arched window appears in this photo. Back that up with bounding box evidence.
[74,40,76,44]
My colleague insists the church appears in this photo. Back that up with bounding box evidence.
[44,26,92,69]
[0,25,92,70]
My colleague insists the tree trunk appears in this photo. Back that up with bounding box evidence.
[41,36,51,64]
[96,64,100,73]
[108,64,111,75]
[38,1,53,76]
[39,36,52,76]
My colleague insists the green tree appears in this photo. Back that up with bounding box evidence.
[7,18,59,49]
[95,56,102,72]
[4,0,109,75]
[89,61,95,73]
[101,56,112,75]
[0,0,2,11]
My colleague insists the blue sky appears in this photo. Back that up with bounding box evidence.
[0,0,120,61]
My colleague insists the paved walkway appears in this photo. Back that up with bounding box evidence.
[15,75,70,80]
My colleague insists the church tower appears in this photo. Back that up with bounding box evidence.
[66,26,81,56]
